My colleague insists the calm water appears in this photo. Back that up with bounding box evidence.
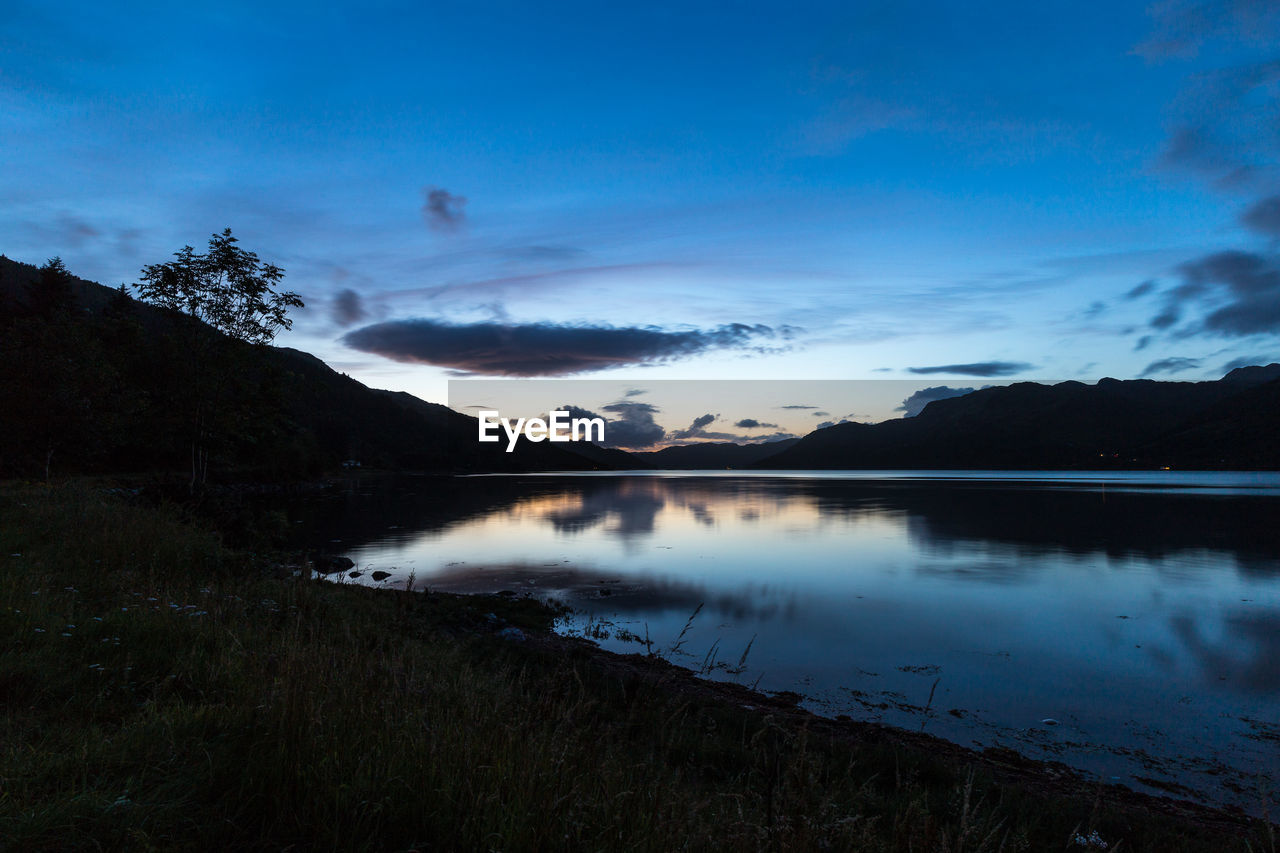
[285,471,1280,812]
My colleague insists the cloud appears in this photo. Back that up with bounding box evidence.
[906,361,1033,377]
[342,319,785,376]
[624,388,647,397]
[778,404,818,409]
[895,385,977,417]
[670,413,718,440]
[1135,334,1154,351]
[1140,356,1203,376]
[811,411,829,417]
[734,418,779,429]
[1126,280,1157,299]
[747,431,798,442]
[331,289,366,327]
[561,402,665,449]
[1083,300,1107,317]
[1134,0,1280,61]
[421,186,467,231]
[1150,250,1280,336]
[1242,195,1280,238]
[815,421,836,429]
[1155,60,1280,188]
[1221,354,1273,371]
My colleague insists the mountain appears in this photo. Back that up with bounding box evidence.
[629,438,799,469]
[757,373,1280,470]
[0,255,616,479]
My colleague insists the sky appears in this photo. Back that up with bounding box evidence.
[4,0,1280,428]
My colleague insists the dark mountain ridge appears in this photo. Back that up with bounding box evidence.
[757,373,1280,470]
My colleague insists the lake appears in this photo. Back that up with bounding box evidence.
[283,470,1280,813]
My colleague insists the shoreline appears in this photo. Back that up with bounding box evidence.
[3,481,1275,850]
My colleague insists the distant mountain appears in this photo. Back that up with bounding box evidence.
[630,438,799,469]
[0,255,616,478]
[757,373,1280,470]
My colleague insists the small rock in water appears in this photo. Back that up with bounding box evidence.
[314,555,355,574]
[370,571,391,582]
[348,571,363,578]
[1041,718,1059,726]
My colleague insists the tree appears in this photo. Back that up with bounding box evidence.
[137,229,302,345]
[134,229,304,490]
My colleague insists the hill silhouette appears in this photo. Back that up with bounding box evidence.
[628,439,798,469]
[0,256,615,480]
[756,372,1280,470]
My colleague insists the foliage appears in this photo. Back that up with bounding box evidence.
[135,228,302,346]
[131,230,303,490]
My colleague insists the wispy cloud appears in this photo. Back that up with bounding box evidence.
[669,413,718,440]
[1147,250,1280,337]
[1140,356,1203,376]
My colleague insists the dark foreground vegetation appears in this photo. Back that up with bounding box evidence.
[1,483,1274,852]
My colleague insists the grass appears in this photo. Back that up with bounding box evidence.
[0,482,1273,851]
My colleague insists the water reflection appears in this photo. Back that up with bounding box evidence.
[280,472,1280,812]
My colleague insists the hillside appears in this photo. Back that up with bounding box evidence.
[757,372,1280,470]
[0,255,613,479]
[629,438,798,469]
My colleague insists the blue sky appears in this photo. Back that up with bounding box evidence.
[4,0,1280,408]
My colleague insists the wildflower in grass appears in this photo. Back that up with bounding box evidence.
[1073,830,1108,849]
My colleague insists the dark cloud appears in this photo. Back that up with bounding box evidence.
[815,421,836,429]
[1140,356,1203,376]
[670,413,718,440]
[812,411,829,417]
[1155,60,1280,188]
[1241,195,1280,238]
[779,404,818,409]
[1126,280,1157,299]
[421,186,467,231]
[1221,354,1273,371]
[342,319,784,376]
[1083,300,1106,317]
[1150,250,1280,336]
[1135,0,1280,61]
[734,418,779,429]
[561,402,665,449]
[906,361,1032,377]
[624,388,647,397]
[331,289,366,327]
[895,385,977,417]
[1135,334,1154,351]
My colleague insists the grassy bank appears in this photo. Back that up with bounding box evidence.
[0,484,1273,851]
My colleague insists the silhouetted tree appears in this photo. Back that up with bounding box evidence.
[134,229,303,490]
[0,258,108,479]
